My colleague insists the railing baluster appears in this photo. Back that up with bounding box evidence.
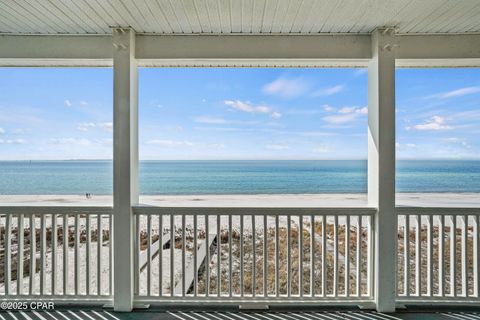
[64,214,69,296]
[5,213,12,295]
[461,215,467,297]
[405,214,410,297]
[474,214,479,298]
[52,214,57,295]
[357,216,362,297]
[17,214,24,295]
[159,214,163,297]
[299,215,304,297]
[252,215,256,297]
[451,215,457,297]
[263,214,267,297]
[415,214,421,296]
[147,214,152,297]
[439,214,445,297]
[170,214,174,297]
[275,215,279,297]
[240,214,244,297]
[109,213,113,296]
[40,214,46,295]
[74,214,80,295]
[135,213,140,296]
[345,215,350,297]
[86,214,92,296]
[182,214,186,297]
[217,214,221,297]
[287,214,291,297]
[310,215,315,297]
[428,214,433,296]
[29,214,36,295]
[205,214,210,297]
[367,215,374,297]
[97,214,102,296]
[333,215,338,297]
[193,214,197,297]
[322,215,327,297]
[229,214,233,297]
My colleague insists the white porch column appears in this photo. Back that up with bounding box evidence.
[113,27,139,312]
[368,28,397,312]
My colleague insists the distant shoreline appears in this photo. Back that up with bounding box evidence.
[1,193,479,207]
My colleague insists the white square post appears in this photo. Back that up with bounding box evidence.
[113,27,139,312]
[368,27,397,312]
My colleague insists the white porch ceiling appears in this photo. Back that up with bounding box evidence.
[0,0,480,35]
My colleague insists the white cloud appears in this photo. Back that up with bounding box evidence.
[406,143,416,148]
[312,145,330,153]
[64,100,72,107]
[77,122,96,131]
[95,138,113,146]
[444,137,470,148]
[12,129,26,134]
[323,104,335,112]
[77,122,113,132]
[201,98,207,103]
[262,77,309,98]
[322,113,359,124]
[0,127,4,134]
[145,139,194,147]
[271,111,282,119]
[286,109,321,115]
[80,101,88,106]
[98,122,113,132]
[193,116,227,124]
[438,86,480,98]
[48,138,91,146]
[413,116,453,131]
[313,85,344,96]
[266,144,289,150]
[322,106,367,124]
[300,131,336,137]
[207,143,225,149]
[9,139,27,144]
[338,107,356,114]
[0,138,27,144]
[224,100,282,119]
[357,107,368,114]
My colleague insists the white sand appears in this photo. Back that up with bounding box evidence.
[0,193,479,207]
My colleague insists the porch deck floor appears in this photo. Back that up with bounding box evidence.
[1,307,480,320]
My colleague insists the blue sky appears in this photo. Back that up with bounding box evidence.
[0,67,479,160]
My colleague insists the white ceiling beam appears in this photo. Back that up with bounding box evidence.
[0,34,112,66]
[396,34,480,67]
[1,33,480,67]
[136,34,370,59]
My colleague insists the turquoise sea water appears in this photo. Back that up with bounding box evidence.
[0,160,479,195]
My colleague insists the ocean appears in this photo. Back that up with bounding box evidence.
[0,160,479,195]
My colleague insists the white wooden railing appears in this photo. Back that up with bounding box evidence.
[132,207,375,305]
[2,205,479,307]
[396,207,480,304]
[0,207,113,303]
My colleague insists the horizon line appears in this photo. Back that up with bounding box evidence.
[1,158,480,161]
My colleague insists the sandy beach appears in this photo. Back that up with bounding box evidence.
[0,193,479,207]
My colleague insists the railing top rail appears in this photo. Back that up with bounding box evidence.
[0,206,113,215]
[132,206,377,216]
[396,207,480,215]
